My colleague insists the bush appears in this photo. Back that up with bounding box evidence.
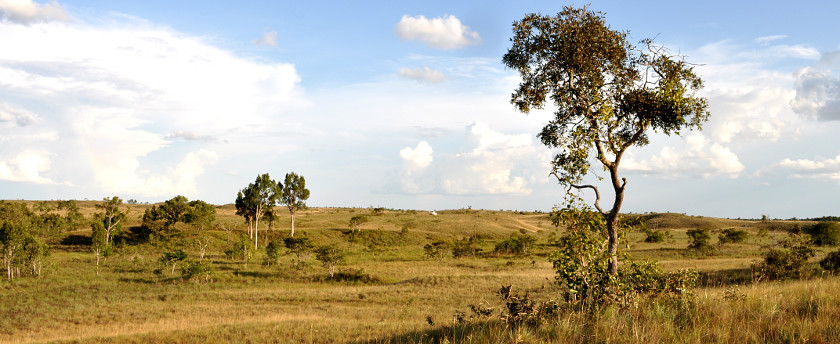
[451,236,481,258]
[283,237,314,266]
[315,245,345,278]
[752,234,815,281]
[424,240,451,260]
[263,239,283,266]
[819,249,840,272]
[718,228,749,244]
[804,222,840,246]
[180,258,214,283]
[225,234,252,266]
[643,227,670,243]
[687,228,713,251]
[494,233,536,256]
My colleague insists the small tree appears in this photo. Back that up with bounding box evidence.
[687,228,713,251]
[280,172,310,237]
[235,174,279,249]
[264,239,283,267]
[718,228,749,244]
[348,215,368,232]
[225,234,252,268]
[0,222,25,280]
[315,245,344,278]
[804,222,840,246]
[94,196,127,245]
[159,249,188,275]
[186,200,216,231]
[503,6,709,275]
[752,234,815,281]
[284,237,314,266]
[91,220,110,276]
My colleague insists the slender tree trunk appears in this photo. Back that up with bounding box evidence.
[290,212,296,237]
[607,165,625,276]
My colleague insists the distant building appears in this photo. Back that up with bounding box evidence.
[429,210,437,216]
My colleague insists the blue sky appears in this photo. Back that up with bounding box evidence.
[1,0,839,219]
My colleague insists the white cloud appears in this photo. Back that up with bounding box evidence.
[0,0,68,24]
[394,14,480,50]
[791,52,840,121]
[755,35,787,45]
[0,150,54,184]
[254,31,277,47]
[394,122,550,195]
[0,15,305,198]
[777,155,840,182]
[623,132,744,178]
[0,102,38,126]
[398,141,434,193]
[398,66,445,83]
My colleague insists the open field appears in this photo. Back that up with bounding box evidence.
[1,201,839,343]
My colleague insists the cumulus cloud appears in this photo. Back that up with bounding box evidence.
[397,141,434,193]
[623,132,744,178]
[0,14,304,198]
[0,102,38,126]
[394,14,480,50]
[791,51,840,121]
[394,122,550,195]
[398,66,445,83]
[254,31,278,47]
[776,155,840,182]
[0,150,54,184]
[0,0,68,24]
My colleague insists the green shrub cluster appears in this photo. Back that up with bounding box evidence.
[804,222,840,246]
[493,233,536,256]
[752,234,815,281]
[718,228,749,244]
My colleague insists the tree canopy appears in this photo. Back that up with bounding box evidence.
[503,6,709,275]
[280,172,310,237]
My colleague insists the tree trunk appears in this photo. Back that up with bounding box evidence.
[290,212,296,237]
[607,166,625,276]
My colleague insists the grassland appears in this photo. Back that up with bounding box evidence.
[1,201,838,343]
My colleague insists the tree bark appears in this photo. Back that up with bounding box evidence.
[290,212,296,237]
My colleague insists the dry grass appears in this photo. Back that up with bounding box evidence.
[0,202,837,343]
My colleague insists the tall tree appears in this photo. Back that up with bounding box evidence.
[280,172,310,237]
[502,6,709,275]
[93,196,127,245]
[235,174,278,249]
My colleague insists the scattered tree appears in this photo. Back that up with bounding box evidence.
[284,237,314,266]
[687,228,713,251]
[280,172,310,237]
[159,249,188,275]
[804,222,840,246]
[91,220,110,276]
[349,215,368,232]
[235,174,279,249]
[718,228,749,244]
[225,234,252,268]
[315,245,345,278]
[93,196,127,245]
[503,5,709,275]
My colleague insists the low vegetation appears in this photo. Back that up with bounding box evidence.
[1,199,839,343]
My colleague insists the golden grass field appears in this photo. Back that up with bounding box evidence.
[1,201,839,343]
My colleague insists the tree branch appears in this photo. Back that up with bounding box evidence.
[552,171,607,215]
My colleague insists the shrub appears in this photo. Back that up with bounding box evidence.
[283,237,314,266]
[451,236,481,258]
[225,234,252,267]
[315,245,345,278]
[263,239,283,266]
[752,234,815,281]
[494,233,536,256]
[158,249,188,275]
[643,227,670,243]
[804,222,840,246]
[819,249,840,272]
[180,258,214,283]
[718,228,749,244]
[687,228,713,251]
[619,260,698,296]
[424,240,451,260]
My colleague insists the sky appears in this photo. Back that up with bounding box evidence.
[0,0,839,219]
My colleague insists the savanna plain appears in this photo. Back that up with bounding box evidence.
[3,200,840,343]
